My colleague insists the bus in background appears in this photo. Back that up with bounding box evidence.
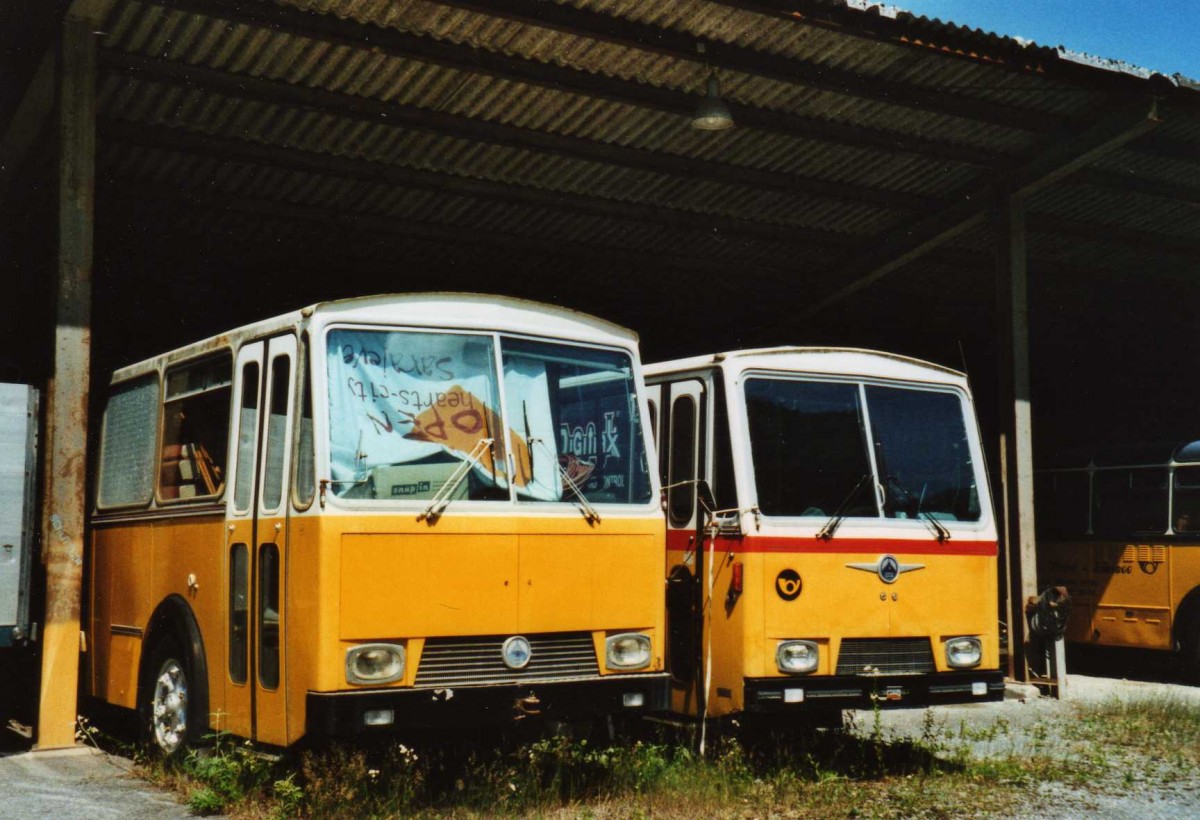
[89,294,667,754]
[1036,441,1200,679]
[645,348,1003,729]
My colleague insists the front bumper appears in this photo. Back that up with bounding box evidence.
[307,673,671,737]
[744,669,1005,712]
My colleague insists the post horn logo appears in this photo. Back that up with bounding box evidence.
[775,569,802,601]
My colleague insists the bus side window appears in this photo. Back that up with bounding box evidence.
[262,355,291,511]
[160,355,233,501]
[229,543,249,684]
[1093,468,1168,537]
[668,395,696,527]
[259,543,281,689]
[1173,466,1200,533]
[294,356,315,507]
[97,375,160,509]
[712,380,736,511]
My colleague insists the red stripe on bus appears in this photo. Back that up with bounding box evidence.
[665,530,997,557]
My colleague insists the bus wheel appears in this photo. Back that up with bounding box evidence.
[1182,613,1200,683]
[141,635,193,757]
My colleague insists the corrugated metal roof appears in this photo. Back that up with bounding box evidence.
[11,0,1192,341]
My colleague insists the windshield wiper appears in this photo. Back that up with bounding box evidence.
[882,474,951,542]
[534,438,601,525]
[817,474,874,540]
[417,437,494,523]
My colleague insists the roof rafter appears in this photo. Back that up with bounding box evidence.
[102,181,795,282]
[429,0,1060,133]
[142,0,999,167]
[99,117,866,252]
[98,49,931,211]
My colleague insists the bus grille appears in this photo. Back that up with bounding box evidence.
[414,633,599,687]
[835,638,935,676]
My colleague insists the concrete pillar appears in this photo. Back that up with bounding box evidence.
[994,191,1041,686]
[36,12,95,750]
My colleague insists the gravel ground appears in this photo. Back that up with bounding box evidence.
[857,674,1200,819]
[0,745,192,820]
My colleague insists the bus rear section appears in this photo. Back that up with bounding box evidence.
[646,348,1004,726]
[1036,441,1200,679]
[88,294,668,753]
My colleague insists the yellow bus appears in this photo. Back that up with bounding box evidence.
[88,294,667,753]
[645,348,1003,727]
[1036,441,1200,678]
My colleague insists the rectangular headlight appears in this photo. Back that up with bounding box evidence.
[606,633,651,670]
[346,643,406,684]
[777,640,819,674]
[945,636,982,669]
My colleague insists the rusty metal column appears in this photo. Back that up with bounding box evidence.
[994,190,1039,686]
[36,12,96,750]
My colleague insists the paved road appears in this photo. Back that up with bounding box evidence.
[0,746,192,819]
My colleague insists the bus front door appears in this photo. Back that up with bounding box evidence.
[224,335,297,746]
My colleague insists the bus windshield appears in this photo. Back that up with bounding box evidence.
[745,378,981,523]
[502,337,652,505]
[326,329,651,505]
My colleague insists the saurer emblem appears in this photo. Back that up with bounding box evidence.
[845,554,925,584]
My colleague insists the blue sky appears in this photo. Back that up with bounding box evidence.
[895,1,1200,79]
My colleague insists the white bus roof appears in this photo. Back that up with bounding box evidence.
[110,293,638,383]
[645,347,967,387]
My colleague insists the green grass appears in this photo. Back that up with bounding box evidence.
[114,696,1200,818]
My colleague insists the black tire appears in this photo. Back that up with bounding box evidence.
[139,634,195,757]
[1180,610,1200,684]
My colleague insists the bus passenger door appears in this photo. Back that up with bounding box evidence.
[224,341,264,739]
[252,335,297,745]
[664,380,705,715]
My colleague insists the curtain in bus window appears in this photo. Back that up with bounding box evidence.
[326,330,506,500]
[744,379,877,518]
[501,338,652,504]
[865,385,980,523]
[502,354,560,501]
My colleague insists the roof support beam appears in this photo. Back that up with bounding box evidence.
[801,98,1163,316]
[36,10,96,752]
[98,50,932,212]
[429,0,1059,133]
[99,118,864,253]
[145,0,998,167]
[0,48,55,210]
[994,189,1040,686]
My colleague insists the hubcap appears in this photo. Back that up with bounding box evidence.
[152,657,188,754]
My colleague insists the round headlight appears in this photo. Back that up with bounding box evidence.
[502,636,533,670]
[346,643,405,684]
[776,640,819,674]
[945,636,982,669]
[606,633,651,670]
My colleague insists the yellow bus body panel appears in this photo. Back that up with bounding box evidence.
[92,510,664,746]
[1040,540,1200,651]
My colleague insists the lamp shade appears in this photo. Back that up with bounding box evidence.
[691,74,734,131]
